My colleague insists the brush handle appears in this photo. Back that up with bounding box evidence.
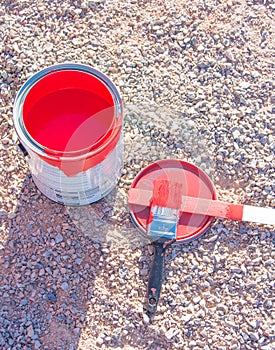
[18,142,28,157]
[128,188,275,226]
[242,205,275,226]
[147,241,167,317]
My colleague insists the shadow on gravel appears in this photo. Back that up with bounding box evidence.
[0,174,176,350]
[0,174,103,350]
[1,170,274,350]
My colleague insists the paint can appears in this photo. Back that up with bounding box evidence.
[13,63,123,205]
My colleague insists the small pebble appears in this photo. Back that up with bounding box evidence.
[182,314,192,323]
[61,282,69,291]
[193,296,200,304]
[34,340,41,349]
[239,82,251,89]
[45,292,57,302]
[55,233,63,244]
[143,314,150,323]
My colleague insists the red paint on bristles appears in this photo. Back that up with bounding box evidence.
[151,179,182,209]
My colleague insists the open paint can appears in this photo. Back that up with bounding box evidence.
[13,63,123,205]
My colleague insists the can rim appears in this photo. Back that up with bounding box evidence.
[13,63,123,161]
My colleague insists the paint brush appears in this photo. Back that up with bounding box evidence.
[131,176,274,318]
[129,185,275,226]
[146,179,182,317]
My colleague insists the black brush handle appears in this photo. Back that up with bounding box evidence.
[147,241,167,316]
[18,142,28,156]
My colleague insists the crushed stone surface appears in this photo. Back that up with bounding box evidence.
[0,0,274,349]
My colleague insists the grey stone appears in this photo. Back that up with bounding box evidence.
[157,46,165,54]
[45,292,57,302]
[34,340,41,349]
[55,233,63,244]
[61,282,69,291]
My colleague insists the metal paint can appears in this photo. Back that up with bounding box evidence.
[13,63,123,205]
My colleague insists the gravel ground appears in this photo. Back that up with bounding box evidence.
[0,0,275,349]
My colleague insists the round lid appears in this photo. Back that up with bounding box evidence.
[128,159,217,242]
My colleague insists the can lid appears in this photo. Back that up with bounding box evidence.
[128,159,217,242]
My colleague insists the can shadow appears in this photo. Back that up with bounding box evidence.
[0,173,102,349]
[0,173,176,350]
